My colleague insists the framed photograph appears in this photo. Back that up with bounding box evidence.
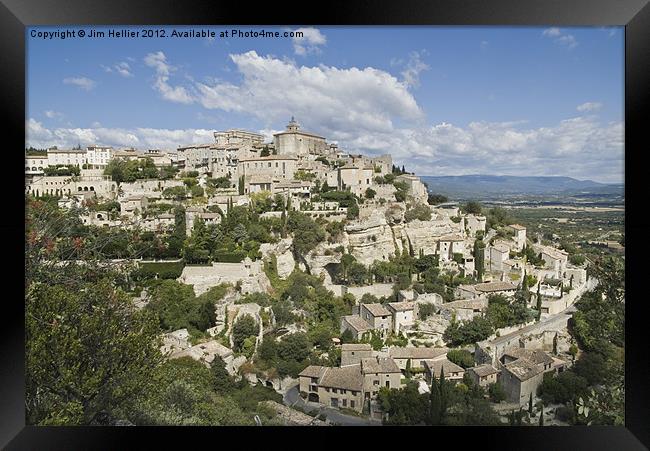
[3,0,648,448]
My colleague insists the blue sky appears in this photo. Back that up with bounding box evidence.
[26,26,624,183]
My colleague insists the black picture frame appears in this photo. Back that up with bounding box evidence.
[3,0,648,449]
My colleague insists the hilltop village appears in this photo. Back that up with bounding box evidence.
[26,118,609,426]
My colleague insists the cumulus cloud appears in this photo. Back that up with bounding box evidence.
[290,27,327,56]
[542,27,578,49]
[400,50,430,89]
[341,115,623,183]
[576,102,603,112]
[63,77,96,91]
[26,118,214,150]
[144,51,193,104]
[192,50,424,137]
[103,61,133,77]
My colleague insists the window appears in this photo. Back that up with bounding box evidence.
[331,398,338,408]
[373,380,379,386]
[342,399,347,407]
[332,388,338,394]
[350,401,355,409]
[385,381,390,387]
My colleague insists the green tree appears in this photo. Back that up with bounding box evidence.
[26,280,163,425]
[429,373,441,425]
[211,355,236,394]
[232,315,259,353]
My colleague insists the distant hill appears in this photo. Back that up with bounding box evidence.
[419,175,623,199]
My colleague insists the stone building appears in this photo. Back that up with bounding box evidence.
[358,303,392,337]
[273,117,329,157]
[497,348,562,405]
[387,302,417,334]
[508,224,527,251]
[468,364,500,388]
[489,242,511,271]
[388,346,448,370]
[423,358,465,384]
[341,343,373,367]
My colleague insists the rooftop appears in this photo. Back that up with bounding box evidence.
[342,315,372,333]
[509,224,527,231]
[299,365,328,379]
[319,365,363,391]
[503,358,543,382]
[341,343,373,352]
[423,358,465,376]
[502,347,554,366]
[389,346,448,360]
[387,302,416,312]
[361,357,401,374]
[362,303,391,317]
[240,154,298,162]
[474,281,518,293]
[470,364,500,377]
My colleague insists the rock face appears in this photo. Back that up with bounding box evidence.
[178,258,271,296]
[227,303,264,350]
[303,243,344,285]
[344,210,398,266]
[260,238,295,279]
[399,219,462,256]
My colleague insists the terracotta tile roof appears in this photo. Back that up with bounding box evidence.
[342,315,372,333]
[299,365,328,379]
[387,302,416,312]
[341,343,373,352]
[474,281,518,293]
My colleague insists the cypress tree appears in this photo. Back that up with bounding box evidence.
[539,405,544,426]
[405,359,412,379]
[536,287,543,321]
[529,393,534,415]
[570,274,574,289]
[429,373,441,425]
[439,366,447,421]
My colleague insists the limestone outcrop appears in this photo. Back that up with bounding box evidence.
[260,238,296,279]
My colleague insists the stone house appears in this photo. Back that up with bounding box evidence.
[361,357,402,401]
[437,234,466,262]
[423,358,465,384]
[465,214,487,237]
[508,224,527,251]
[498,347,559,405]
[358,303,392,337]
[387,302,417,334]
[389,346,448,371]
[340,315,373,340]
[489,242,511,271]
[539,246,569,278]
[438,298,488,322]
[468,364,500,388]
[341,343,373,367]
[299,365,365,411]
[119,195,148,217]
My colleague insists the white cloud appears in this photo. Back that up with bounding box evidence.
[63,77,96,91]
[340,115,623,183]
[192,51,423,137]
[542,27,562,37]
[44,110,64,120]
[400,50,430,89]
[144,51,193,104]
[103,61,133,77]
[290,27,327,56]
[542,28,578,49]
[577,102,603,112]
[26,118,214,150]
